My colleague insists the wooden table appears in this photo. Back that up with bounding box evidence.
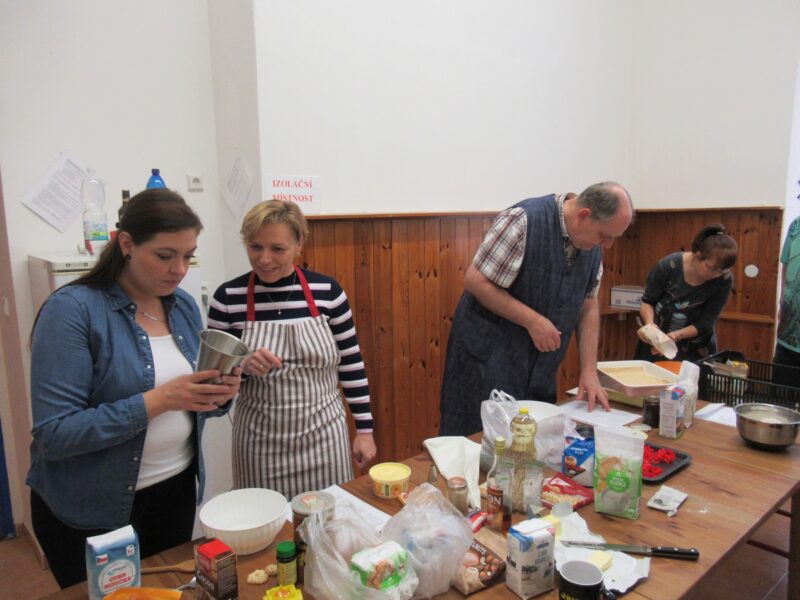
[45,403,799,599]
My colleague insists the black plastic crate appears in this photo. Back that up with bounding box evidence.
[695,350,800,411]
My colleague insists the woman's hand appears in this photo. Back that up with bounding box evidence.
[352,432,377,469]
[217,366,243,404]
[243,348,282,377]
[144,369,238,419]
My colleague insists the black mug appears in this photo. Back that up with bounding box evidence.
[557,561,615,600]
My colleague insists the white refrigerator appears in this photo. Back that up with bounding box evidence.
[28,253,208,324]
[27,253,233,537]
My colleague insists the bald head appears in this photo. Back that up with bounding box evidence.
[577,181,634,222]
[567,181,634,250]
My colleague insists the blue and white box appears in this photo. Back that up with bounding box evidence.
[85,525,140,600]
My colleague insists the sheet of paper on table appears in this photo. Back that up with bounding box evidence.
[559,400,641,428]
[693,403,737,427]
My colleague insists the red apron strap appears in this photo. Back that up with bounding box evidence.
[294,265,320,317]
[246,271,257,322]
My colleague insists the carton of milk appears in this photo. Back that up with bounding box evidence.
[85,525,140,600]
[659,385,686,439]
[506,517,555,599]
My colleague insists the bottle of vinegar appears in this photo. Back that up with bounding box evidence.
[486,436,512,531]
[116,189,130,229]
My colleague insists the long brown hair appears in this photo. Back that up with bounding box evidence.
[31,189,202,339]
[70,188,203,287]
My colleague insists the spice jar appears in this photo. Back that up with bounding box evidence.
[447,476,469,515]
[276,540,298,586]
[291,491,335,583]
[642,394,661,428]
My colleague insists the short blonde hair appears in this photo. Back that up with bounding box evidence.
[240,199,309,243]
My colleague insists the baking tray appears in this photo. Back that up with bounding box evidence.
[643,443,692,484]
[597,360,678,397]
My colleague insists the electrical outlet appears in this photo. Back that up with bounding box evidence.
[187,174,204,192]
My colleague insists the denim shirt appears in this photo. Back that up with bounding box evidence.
[27,282,227,530]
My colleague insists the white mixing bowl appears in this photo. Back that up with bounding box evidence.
[199,488,287,555]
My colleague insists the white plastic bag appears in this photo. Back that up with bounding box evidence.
[299,502,419,600]
[677,361,700,427]
[480,390,520,472]
[382,484,473,599]
[480,390,567,472]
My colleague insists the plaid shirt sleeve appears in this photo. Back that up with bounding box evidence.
[473,207,527,289]
[588,263,603,299]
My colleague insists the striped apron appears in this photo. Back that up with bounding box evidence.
[232,266,353,499]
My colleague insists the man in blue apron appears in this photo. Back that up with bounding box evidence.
[440,182,634,436]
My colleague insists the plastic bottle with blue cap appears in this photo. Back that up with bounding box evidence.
[146,168,166,189]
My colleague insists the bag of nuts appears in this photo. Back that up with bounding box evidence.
[452,539,506,595]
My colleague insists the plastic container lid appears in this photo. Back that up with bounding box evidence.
[276,540,296,559]
[369,462,411,484]
[447,476,467,489]
[290,490,336,518]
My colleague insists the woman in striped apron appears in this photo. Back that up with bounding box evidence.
[208,200,376,499]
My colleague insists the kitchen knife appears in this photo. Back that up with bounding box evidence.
[561,540,699,560]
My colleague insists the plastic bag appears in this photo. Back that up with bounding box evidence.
[480,390,567,472]
[677,361,700,427]
[594,426,644,519]
[299,502,419,600]
[383,484,473,599]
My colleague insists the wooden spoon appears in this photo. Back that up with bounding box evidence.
[141,558,195,574]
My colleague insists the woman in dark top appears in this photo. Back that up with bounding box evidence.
[635,224,738,362]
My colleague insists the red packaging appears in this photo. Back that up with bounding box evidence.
[541,473,593,509]
[195,539,238,600]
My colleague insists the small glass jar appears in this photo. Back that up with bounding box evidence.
[447,476,469,515]
[642,395,661,428]
[276,540,298,586]
[291,491,335,583]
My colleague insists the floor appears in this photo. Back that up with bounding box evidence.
[0,512,791,599]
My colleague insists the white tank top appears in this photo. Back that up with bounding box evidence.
[136,334,195,490]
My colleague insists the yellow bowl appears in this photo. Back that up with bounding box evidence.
[368,462,411,499]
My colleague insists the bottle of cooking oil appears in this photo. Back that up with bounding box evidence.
[486,436,512,532]
[508,407,544,512]
[510,408,537,457]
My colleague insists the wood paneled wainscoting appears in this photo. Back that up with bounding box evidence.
[301,207,782,467]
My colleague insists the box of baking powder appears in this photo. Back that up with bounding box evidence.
[505,518,555,599]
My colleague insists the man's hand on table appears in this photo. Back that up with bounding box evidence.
[577,370,609,412]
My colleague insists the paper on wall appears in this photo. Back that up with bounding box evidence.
[222,153,253,220]
[22,154,85,232]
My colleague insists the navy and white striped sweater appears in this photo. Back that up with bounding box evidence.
[208,268,373,432]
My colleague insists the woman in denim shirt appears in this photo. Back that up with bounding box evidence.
[27,189,241,588]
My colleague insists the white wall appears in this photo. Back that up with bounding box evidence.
[208,0,264,279]
[1,0,799,541]
[253,1,635,214]
[631,1,800,207]
[0,0,228,535]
